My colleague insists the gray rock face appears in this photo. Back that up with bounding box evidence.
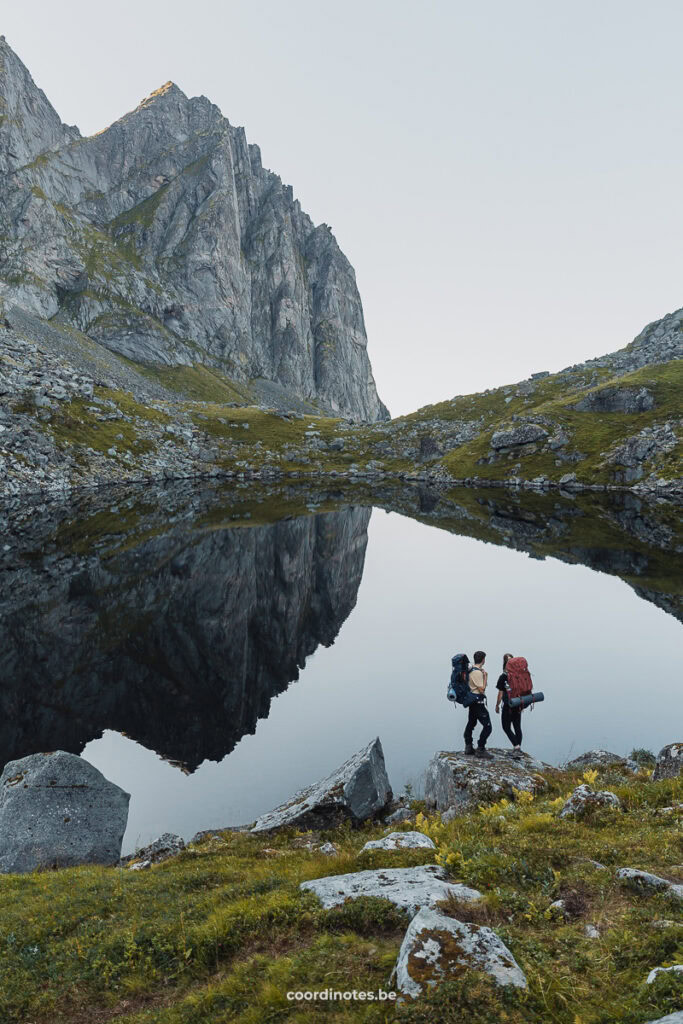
[616,868,683,902]
[653,742,683,781]
[0,38,387,422]
[0,751,129,873]
[300,864,482,915]
[360,831,435,853]
[559,784,622,819]
[251,737,392,832]
[642,1014,683,1024]
[394,906,527,998]
[424,749,549,813]
[574,386,655,413]
[490,423,549,450]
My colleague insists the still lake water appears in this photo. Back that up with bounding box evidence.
[1,483,680,854]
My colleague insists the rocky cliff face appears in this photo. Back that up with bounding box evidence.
[0,485,371,771]
[0,37,387,421]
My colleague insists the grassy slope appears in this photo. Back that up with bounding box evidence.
[0,767,680,1024]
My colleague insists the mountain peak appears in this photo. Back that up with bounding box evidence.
[136,81,186,111]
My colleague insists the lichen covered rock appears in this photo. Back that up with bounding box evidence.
[424,749,549,813]
[559,784,621,820]
[360,831,435,853]
[653,742,683,781]
[300,864,481,916]
[394,906,527,998]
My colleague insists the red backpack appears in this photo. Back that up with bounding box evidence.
[506,657,533,700]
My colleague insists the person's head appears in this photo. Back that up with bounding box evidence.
[473,650,486,666]
[503,653,513,669]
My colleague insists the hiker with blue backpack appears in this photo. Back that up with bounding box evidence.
[447,650,493,760]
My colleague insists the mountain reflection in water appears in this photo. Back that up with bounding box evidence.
[0,481,680,778]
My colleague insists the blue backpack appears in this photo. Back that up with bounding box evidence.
[447,653,478,707]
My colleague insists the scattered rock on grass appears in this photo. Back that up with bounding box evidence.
[559,784,621,819]
[642,1013,683,1024]
[646,965,683,984]
[394,905,527,998]
[616,868,683,902]
[123,832,185,867]
[653,742,683,781]
[360,832,435,853]
[319,842,338,856]
[300,864,481,916]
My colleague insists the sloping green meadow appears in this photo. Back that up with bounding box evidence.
[0,766,680,1024]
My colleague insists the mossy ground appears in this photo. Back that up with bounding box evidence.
[1,768,680,1024]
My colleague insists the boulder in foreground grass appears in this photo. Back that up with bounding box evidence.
[424,748,549,813]
[301,864,481,916]
[653,742,683,781]
[394,905,527,998]
[251,737,392,832]
[0,751,129,873]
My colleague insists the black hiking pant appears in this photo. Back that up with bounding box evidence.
[464,701,492,749]
[501,704,523,747]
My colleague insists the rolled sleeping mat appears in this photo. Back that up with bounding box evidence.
[509,691,545,709]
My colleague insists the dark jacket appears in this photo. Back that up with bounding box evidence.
[496,671,510,706]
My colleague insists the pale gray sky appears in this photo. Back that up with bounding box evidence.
[4,1,683,414]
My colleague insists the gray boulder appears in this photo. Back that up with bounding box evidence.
[642,1015,683,1024]
[616,868,683,902]
[0,751,129,873]
[424,749,550,814]
[490,424,549,450]
[559,784,622,820]
[394,906,527,998]
[251,737,392,832]
[300,864,482,916]
[360,831,435,853]
[653,742,683,781]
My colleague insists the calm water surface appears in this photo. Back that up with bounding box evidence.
[1,484,680,854]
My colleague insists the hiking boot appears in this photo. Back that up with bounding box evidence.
[464,743,475,756]
[475,747,493,760]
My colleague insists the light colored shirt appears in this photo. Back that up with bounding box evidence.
[469,666,487,693]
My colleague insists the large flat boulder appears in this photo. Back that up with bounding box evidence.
[424,749,550,814]
[0,751,130,873]
[394,906,527,998]
[653,742,683,781]
[301,864,482,916]
[251,737,392,833]
[616,868,683,903]
[360,831,435,853]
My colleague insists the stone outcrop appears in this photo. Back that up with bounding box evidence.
[653,742,683,781]
[0,751,129,873]
[251,738,392,832]
[559,785,622,820]
[300,864,481,915]
[616,868,683,902]
[646,966,683,985]
[490,423,549,450]
[562,750,637,772]
[0,37,387,422]
[124,833,185,870]
[360,832,435,853]
[424,749,549,814]
[573,386,655,413]
[394,906,527,998]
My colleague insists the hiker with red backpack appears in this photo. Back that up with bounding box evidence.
[495,653,536,758]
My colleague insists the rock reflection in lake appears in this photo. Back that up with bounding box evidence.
[0,483,370,771]
[0,479,680,848]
